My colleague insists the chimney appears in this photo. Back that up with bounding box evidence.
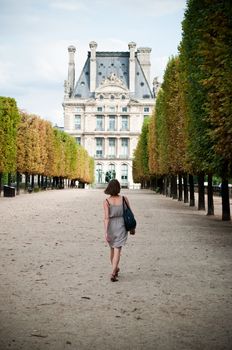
[128,42,136,95]
[67,45,76,97]
[89,41,97,92]
[137,47,151,86]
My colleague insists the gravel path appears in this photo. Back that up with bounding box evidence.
[0,189,231,350]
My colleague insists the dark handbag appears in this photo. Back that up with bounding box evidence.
[122,196,136,232]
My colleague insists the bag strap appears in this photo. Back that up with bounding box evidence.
[122,196,128,209]
[106,199,110,206]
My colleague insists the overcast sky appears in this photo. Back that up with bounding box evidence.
[0,0,186,126]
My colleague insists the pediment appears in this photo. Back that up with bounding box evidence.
[96,73,129,93]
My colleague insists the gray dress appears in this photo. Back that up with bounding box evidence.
[107,201,128,248]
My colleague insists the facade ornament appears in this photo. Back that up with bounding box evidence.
[64,79,71,98]
[100,73,127,89]
[153,77,161,97]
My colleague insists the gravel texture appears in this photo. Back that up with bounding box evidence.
[0,188,231,350]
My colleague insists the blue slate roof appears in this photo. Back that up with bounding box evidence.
[74,52,153,99]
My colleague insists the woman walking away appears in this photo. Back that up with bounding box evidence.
[103,179,132,282]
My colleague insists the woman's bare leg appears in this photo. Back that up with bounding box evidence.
[110,247,114,265]
[112,247,121,275]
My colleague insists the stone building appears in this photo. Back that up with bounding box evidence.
[63,41,159,188]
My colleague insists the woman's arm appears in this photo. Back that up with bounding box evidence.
[103,200,110,242]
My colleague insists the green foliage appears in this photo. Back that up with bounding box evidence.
[148,109,159,175]
[154,89,168,175]
[133,117,150,182]
[163,56,187,174]
[17,111,94,183]
[0,98,105,186]
[0,97,20,173]
[179,0,232,176]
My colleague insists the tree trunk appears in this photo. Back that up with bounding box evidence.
[207,174,214,215]
[169,175,173,197]
[41,175,44,189]
[183,174,188,203]
[38,174,41,188]
[178,174,183,201]
[198,172,205,211]
[154,177,157,191]
[189,174,195,207]
[164,176,168,196]
[25,172,29,191]
[16,172,20,195]
[171,175,177,199]
[221,178,231,221]
[167,176,171,197]
[0,173,2,196]
[31,174,34,189]
[159,177,164,195]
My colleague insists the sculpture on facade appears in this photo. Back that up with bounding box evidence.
[152,77,161,97]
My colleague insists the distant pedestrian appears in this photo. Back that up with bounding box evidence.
[103,179,133,282]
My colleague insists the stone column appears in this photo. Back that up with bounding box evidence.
[105,137,108,158]
[89,41,97,93]
[128,42,136,95]
[116,137,119,158]
[67,45,76,96]
[105,115,108,131]
[137,47,151,85]
[103,137,106,158]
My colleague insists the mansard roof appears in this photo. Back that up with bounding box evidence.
[74,51,153,100]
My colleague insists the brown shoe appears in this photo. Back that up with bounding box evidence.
[110,274,118,282]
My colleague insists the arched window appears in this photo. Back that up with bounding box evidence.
[121,163,128,186]
[109,163,116,180]
[96,163,103,183]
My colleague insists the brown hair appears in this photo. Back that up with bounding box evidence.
[104,179,121,196]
